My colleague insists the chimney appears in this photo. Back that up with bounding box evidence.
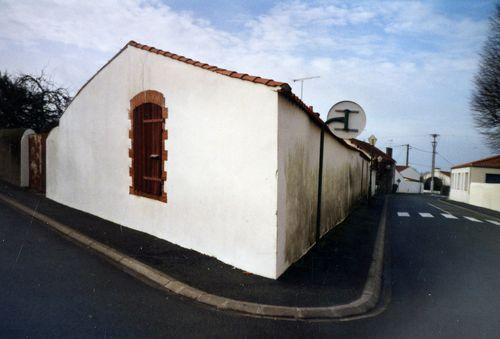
[386,147,393,159]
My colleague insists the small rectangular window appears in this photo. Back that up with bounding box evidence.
[485,173,500,184]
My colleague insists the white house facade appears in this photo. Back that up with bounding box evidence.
[395,166,422,193]
[449,155,500,212]
[46,41,370,279]
[422,169,451,193]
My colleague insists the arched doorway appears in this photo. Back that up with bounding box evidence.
[424,177,442,191]
[129,90,167,202]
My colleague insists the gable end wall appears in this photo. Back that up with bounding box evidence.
[47,46,280,278]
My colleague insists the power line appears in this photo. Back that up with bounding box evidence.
[437,152,454,165]
[410,145,433,154]
[409,162,432,168]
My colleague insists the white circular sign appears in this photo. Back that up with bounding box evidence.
[326,101,366,139]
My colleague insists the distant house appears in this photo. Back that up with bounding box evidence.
[46,41,371,279]
[349,139,395,194]
[422,169,451,195]
[395,166,422,193]
[449,155,500,211]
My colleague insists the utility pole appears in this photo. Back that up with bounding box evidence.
[404,144,410,166]
[430,134,439,192]
[293,76,320,100]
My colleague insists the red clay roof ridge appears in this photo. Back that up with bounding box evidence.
[451,154,500,169]
[127,40,289,89]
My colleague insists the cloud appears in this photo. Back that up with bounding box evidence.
[0,0,493,169]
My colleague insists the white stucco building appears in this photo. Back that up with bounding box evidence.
[422,168,451,194]
[449,155,500,211]
[46,41,371,279]
[395,166,422,193]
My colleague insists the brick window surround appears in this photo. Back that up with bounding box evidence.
[129,90,168,202]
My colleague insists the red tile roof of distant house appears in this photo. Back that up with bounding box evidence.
[349,139,396,163]
[396,165,409,172]
[451,155,500,169]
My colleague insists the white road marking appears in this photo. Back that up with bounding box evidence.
[486,220,500,226]
[464,216,483,223]
[419,213,434,218]
[428,203,450,214]
[441,213,458,219]
[397,212,410,217]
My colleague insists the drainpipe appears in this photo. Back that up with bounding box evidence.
[315,127,325,244]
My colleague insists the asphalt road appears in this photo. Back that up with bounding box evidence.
[1,194,499,338]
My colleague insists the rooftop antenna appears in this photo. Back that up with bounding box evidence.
[293,76,320,100]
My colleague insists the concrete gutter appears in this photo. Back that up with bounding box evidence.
[0,193,388,320]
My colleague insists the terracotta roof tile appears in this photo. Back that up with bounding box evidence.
[452,155,500,169]
[241,75,258,81]
[350,138,395,163]
[127,41,288,89]
[266,80,284,86]
[231,72,246,79]
[253,77,269,84]
[216,69,232,76]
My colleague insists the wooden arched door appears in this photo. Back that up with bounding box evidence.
[132,102,164,197]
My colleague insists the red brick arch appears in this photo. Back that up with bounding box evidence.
[129,90,168,202]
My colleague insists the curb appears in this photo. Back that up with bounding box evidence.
[437,198,500,222]
[0,193,388,320]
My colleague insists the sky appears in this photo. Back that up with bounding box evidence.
[0,0,497,172]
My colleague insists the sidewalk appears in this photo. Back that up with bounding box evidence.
[0,181,384,309]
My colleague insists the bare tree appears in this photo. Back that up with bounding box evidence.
[471,4,500,152]
[0,71,71,133]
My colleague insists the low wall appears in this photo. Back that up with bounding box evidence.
[469,183,500,212]
[276,96,370,276]
[397,181,422,193]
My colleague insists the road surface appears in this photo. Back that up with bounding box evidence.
[1,194,499,338]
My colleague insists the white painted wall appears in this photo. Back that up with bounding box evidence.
[20,129,35,187]
[370,169,377,196]
[470,167,500,183]
[47,46,280,278]
[276,96,369,276]
[450,166,500,210]
[396,167,422,193]
[276,96,320,277]
[469,183,500,212]
[449,167,470,203]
